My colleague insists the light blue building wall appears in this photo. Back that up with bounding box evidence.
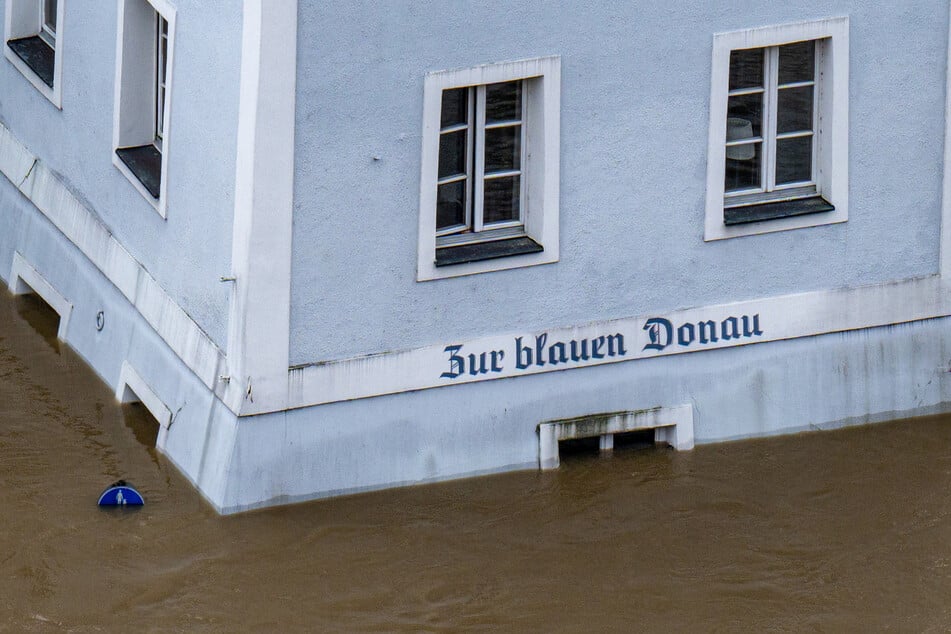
[290,1,947,363]
[0,0,241,349]
[0,1,950,513]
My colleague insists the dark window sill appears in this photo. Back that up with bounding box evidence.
[116,145,162,199]
[435,236,543,267]
[7,36,55,88]
[724,195,835,226]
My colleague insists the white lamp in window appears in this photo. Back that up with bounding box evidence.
[726,117,754,160]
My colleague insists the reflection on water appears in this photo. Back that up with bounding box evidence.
[2,288,951,631]
[14,292,61,354]
[122,402,160,456]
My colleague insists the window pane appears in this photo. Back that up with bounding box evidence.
[484,125,521,173]
[485,81,522,123]
[441,88,468,128]
[483,176,520,224]
[437,181,466,230]
[777,85,813,133]
[724,142,762,192]
[776,136,812,184]
[438,130,467,179]
[727,93,763,138]
[44,0,57,32]
[778,41,815,85]
[729,49,764,90]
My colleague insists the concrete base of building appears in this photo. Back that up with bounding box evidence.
[3,172,951,514]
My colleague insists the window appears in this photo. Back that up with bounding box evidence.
[418,56,560,281]
[112,0,175,217]
[436,80,538,259]
[704,18,849,241]
[3,0,64,106]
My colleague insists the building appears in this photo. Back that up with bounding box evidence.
[1,1,950,513]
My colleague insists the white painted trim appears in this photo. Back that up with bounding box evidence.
[116,361,172,447]
[941,2,951,278]
[539,405,694,469]
[276,275,950,415]
[225,0,296,413]
[704,16,849,241]
[0,121,236,409]
[116,361,172,427]
[111,0,175,218]
[3,0,65,108]
[8,251,72,341]
[417,55,561,281]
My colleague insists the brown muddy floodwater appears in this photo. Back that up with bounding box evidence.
[3,290,951,632]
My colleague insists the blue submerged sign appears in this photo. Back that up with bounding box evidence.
[98,481,145,507]
[439,313,763,380]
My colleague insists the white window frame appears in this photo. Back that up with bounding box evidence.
[436,81,527,244]
[3,0,65,107]
[704,17,849,241]
[154,13,168,151]
[417,56,561,281]
[39,0,56,46]
[112,0,176,218]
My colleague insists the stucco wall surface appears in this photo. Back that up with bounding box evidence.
[3,132,950,515]
[0,0,241,350]
[290,1,948,364]
[223,312,951,513]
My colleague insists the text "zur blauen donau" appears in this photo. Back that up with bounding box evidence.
[439,314,763,380]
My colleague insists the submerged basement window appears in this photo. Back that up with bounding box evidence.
[121,402,161,448]
[539,406,695,470]
[14,291,62,352]
[558,429,658,459]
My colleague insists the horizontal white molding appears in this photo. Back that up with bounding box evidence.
[0,122,235,408]
[273,275,951,415]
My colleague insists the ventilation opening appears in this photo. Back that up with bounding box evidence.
[13,291,61,351]
[558,429,658,460]
[539,406,695,470]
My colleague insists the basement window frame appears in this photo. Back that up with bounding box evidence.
[112,0,175,218]
[703,17,849,241]
[417,56,561,281]
[3,0,65,107]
